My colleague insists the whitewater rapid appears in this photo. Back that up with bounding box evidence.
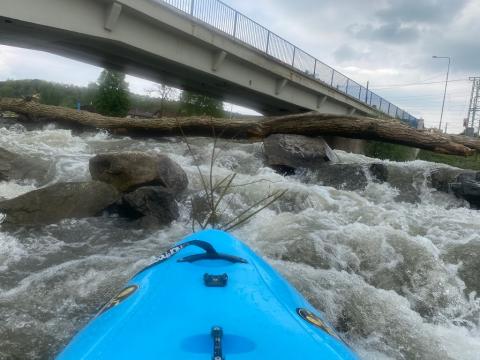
[0,123,479,359]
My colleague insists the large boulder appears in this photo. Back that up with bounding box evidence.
[0,181,120,225]
[119,186,179,228]
[429,168,473,193]
[0,147,52,184]
[450,175,480,208]
[89,152,188,193]
[263,134,338,174]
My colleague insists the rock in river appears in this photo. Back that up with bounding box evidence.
[89,152,188,193]
[119,186,179,228]
[0,181,120,225]
[263,134,338,174]
[0,147,52,184]
[430,168,480,208]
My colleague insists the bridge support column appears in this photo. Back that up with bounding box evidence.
[348,108,356,116]
[317,95,328,109]
[275,79,288,95]
[105,2,122,31]
[212,50,227,72]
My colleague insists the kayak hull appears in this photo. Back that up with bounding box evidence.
[57,230,358,359]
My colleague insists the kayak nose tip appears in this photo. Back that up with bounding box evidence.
[186,229,237,243]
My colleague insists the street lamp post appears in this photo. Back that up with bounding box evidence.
[432,56,451,132]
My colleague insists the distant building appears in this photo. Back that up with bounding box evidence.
[465,127,475,137]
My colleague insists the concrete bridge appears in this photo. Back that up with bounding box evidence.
[0,0,417,123]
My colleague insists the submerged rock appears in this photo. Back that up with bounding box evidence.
[450,177,480,208]
[89,152,188,193]
[313,164,368,191]
[0,181,120,225]
[429,168,472,193]
[430,169,480,208]
[0,147,52,184]
[263,134,338,173]
[119,186,179,228]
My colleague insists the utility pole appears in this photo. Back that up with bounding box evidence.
[466,77,480,137]
[432,56,451,131]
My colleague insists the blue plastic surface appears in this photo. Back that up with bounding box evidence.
[57,230,359,359]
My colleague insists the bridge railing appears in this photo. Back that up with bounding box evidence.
[155,0,418,126]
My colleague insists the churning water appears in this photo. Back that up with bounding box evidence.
[0,123,479,359]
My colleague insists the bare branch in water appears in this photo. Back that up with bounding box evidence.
[180,124,287,231]
[201,173,237,229]
[177,121,211,211]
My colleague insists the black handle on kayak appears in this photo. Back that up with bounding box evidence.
[211,326,225,360]
[137,240,247,276]
[177,240,247,264]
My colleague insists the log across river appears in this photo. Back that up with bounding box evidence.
[0,97,478,156]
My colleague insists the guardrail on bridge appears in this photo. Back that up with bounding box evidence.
[155,0,418,127]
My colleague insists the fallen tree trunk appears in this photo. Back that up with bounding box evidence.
[0,97,475,156]
[449,134,480,152]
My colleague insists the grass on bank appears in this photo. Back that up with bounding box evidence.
[364,140,480,171]
[364,141,418,162]
[417,150,480,171]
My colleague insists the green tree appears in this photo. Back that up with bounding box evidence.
[179,91,224,117]
[94,70,130,117]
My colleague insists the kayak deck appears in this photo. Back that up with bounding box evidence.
[57,230,358,359]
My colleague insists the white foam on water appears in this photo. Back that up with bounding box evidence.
[0,232,27,273]
[0,129,479,359]
[0,181,37,199]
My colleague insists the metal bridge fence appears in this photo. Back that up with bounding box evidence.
[155,0,418,126]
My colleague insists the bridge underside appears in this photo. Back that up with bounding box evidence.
[0,19,308,115]
[0,0,380,117]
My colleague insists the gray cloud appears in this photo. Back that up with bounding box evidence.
[349,22,420,43]
[376,0,469,24]
[333,44,359,62]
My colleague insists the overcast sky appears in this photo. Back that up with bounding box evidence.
[1,0,479,133]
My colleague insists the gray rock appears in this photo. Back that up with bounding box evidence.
[307,163,421,203]
[89,152,188,193]
[450,179,480,208]
[429,168,474,193]
[0,147,52,184]
[121,186,179,227]
[0,181,120,225]
[263,134,338,173]
[369,163,388,183]
[306,164,368,191]
[429,168,480,208]
[380,166,422,203]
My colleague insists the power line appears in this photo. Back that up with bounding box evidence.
[371,78,469,90]
[382,91,468,100]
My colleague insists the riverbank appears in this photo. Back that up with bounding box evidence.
[418,150,480,170]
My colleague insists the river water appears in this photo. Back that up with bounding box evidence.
[0,122,479,359]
